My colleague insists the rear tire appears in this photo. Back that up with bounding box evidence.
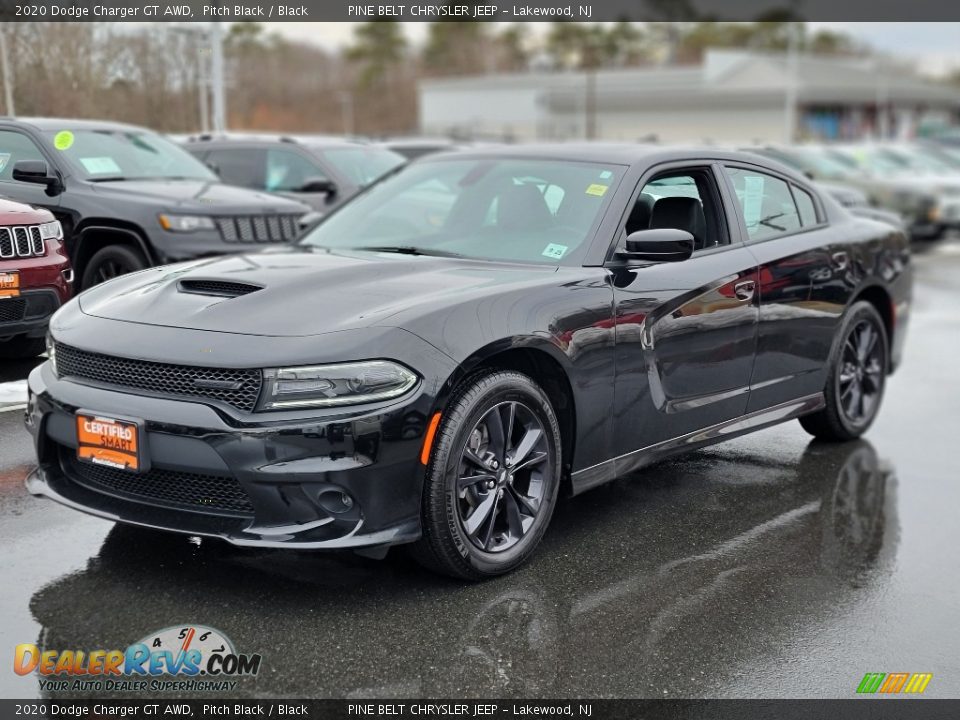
[0,336,46,359]
[81,245,148,290]
[410,369,562,580]
[800,301,888,442]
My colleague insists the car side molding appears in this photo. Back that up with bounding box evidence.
[570,393,826,495]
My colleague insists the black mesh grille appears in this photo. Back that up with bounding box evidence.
[55,343,262,412]
[30,226,44,255]
[0,228,12,257]
[0,225,46,258]
[14,227,30,256]
[0,298,27,323]
[65,454,254,517]
[215,214,301,243]
[178,280,262,297]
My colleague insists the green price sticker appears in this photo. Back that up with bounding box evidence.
[54,131,74,151]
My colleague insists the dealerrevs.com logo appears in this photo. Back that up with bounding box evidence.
[856,672,933,695]
[14,625,262,693]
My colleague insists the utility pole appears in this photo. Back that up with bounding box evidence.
[783,21,800,143]
[210,21,226,133]
[0,26,14,117]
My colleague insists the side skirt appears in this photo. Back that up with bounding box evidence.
[570,393,825,495]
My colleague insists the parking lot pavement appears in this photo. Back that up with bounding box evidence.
[1,238,959,700]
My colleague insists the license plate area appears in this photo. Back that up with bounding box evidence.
[0,271,19,298]
[75,411,148,473]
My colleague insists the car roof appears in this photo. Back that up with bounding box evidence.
[183,132,372,148]
[2,117,154,133]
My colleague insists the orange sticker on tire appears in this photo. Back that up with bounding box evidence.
[0,271,19,298]
[76,414,141,471]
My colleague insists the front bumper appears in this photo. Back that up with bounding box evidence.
[25,361,431,549]
[0,289,62,339]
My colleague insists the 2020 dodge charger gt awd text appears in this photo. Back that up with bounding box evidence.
[25,147,911,579]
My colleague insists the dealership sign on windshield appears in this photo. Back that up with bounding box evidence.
[13,625,262,693]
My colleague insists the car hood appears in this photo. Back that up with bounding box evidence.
[90,179,309,213]
[78,247,560,337]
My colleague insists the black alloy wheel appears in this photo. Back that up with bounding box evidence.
[81,245,148,290]
[800,301,888,442]
[411,369,562,580]
[456,400,552,553]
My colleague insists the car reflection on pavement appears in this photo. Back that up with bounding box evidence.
[28,439,896,699]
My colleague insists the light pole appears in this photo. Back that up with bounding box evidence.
[170,25,211,133]
[210,21,226,133]
[0,25,14,117]
[783,21,800,143]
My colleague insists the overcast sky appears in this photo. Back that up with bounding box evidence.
[262,21,960,76]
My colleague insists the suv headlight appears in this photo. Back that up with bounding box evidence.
[39,220,63,240]
[158,214,216,232]
[260,361,418,410]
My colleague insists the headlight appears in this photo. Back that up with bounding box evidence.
[39,220,63,240]
[260,360,418,410]
[158,214,216,232]
[46,333,57,376]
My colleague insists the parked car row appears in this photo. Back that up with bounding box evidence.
[745,141,960,241]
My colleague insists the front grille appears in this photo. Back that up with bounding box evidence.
[215,214,300,244]
[178,279,262,297]
[65,453,255,517]
[0,225,47,258]
[55,343,263,412]
[0,298,27,324]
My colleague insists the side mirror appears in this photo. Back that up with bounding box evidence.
[12,160,61,194]
[298,177,337,196]
[618,228,695,263]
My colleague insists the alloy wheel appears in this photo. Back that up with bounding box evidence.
[455,400,552,553]
[837,318,885,425]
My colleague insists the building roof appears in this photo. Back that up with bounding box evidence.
[421,50,960,110]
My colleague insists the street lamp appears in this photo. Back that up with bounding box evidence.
[0,25,14,117]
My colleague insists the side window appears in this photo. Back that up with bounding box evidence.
[725,167,801,241]
[624,170,727,251]
[266,149,327,193]
[792,186,819,227]
[205,147,264,189]
[0,130,46,183]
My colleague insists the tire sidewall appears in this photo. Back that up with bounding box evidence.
[82,246,147,290]
[432,373,562,576]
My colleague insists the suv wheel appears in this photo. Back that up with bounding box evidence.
[411,370,562,580]
[82,245,148,290]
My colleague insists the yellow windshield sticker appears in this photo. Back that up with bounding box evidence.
[54,131,74,151]
[585,184,608,197]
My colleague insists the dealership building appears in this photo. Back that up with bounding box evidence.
[418,49,960,144]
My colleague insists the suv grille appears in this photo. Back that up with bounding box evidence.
[0,297,27,324]
[215,214,300,243]
[65,453,255,517]
[0,226,45,258]
[55,343,263,412]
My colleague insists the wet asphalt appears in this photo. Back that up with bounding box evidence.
[1,239,959,700]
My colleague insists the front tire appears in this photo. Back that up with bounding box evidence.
[411,370,562,580]
[800,301,889,442]
[81,245,148,290]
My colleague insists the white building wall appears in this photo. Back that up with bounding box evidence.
[582,105,789,144]
[419,85,543,140]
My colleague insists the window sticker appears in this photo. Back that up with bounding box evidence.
[542,243,568,259]
[743,175,764,228]
[599,170,613,180]
[0,153,10,173]
[53,131,74,151]
[79,157,122,175]
[585,183,608,197]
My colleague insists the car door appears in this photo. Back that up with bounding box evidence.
[720,164,848,412]
[610,163,759,469]
[203,145,266,191]
[264,147,337,210]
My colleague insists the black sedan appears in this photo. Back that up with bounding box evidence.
[25,146,912,580]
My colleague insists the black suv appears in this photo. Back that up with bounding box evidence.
[0,118,311,289]
[183,134,406,212]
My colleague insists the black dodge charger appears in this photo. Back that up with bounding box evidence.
[25,146,912,579]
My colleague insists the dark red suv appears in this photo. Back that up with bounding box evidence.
[0,197,72,358]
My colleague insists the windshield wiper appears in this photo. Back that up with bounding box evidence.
[353,245,464,258]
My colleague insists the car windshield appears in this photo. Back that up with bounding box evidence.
[879,147,958,173]
[311,146,406,186]
[47,128,217,181]
[300,157,625,265]
[827,147,911,175]
[788,148,857,178]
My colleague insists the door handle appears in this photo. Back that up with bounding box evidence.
[734,280,756,302]
[832,251,849,271]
